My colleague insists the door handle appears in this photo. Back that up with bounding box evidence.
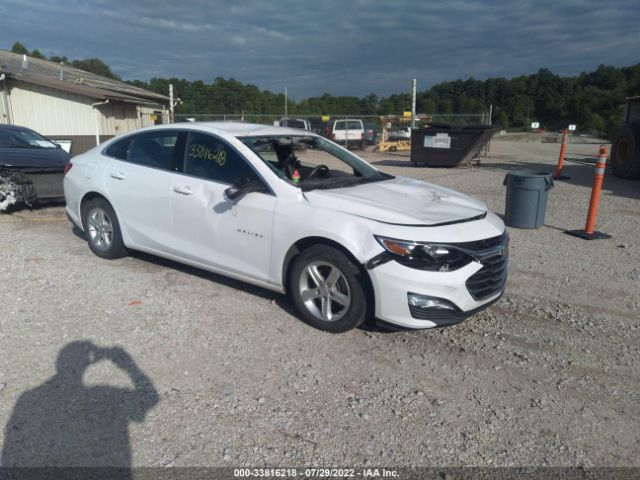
[173,185,193,195]
[110,171,125,180]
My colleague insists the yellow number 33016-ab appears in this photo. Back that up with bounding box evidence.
[189,144,227,166]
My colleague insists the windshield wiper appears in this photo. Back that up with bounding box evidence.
[300,172,395,191]
[355,173,395,185]
[300,178,365,191]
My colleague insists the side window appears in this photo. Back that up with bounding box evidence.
[105,138,131,160]
[128,131,179,170]
[184,132,259,185]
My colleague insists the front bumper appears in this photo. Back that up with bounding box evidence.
[368,255,506,329]
[0,168,65,211]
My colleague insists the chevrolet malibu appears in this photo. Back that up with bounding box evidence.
[64,123,508,333]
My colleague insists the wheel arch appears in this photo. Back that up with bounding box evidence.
[80,192,109,228]
[281,236,374,303]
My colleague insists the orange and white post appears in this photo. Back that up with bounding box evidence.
[554,128,570,179]
[565,145,611,240]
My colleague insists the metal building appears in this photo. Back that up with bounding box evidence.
[0,50,169,155]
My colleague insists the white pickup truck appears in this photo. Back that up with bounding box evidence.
[329,119,365,150]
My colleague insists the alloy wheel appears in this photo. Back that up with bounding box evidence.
[298,261,351,322]
[86,207,114,251]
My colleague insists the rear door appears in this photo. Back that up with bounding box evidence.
[104,130,183,251]
[344,120,364,141]
[169,131,276,281]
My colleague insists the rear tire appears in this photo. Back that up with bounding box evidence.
[610,123,640,179]
[289,245,370,333]
[82,198,128,259]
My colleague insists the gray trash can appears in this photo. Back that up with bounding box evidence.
[503,171,554,228]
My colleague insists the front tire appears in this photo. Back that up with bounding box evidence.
[82,198,128,259]
[289,245,370,333]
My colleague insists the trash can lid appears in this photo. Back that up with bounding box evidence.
[506,170,553,178]
[503,170,554,189]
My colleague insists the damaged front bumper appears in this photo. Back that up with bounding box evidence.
[0,168,65,211]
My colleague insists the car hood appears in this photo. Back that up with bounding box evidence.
[0,146,70,169]
[304,176,487,226]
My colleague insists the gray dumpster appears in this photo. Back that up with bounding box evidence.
[503,171,554,228]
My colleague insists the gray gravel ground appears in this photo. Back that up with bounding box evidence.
[0,136,638,467]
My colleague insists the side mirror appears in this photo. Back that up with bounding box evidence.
[224,178,266,201]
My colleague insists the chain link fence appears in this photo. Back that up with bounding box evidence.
[173,113,490,135]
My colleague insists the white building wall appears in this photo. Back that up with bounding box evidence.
[9,81,102,135]
[7,81,163,137]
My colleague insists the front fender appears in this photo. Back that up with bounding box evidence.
[270,202,381,286]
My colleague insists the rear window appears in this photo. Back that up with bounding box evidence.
[334,121,363,131]
[280,119,307,130]
[290,120,306,129]
[128,131,179,170]
[105,138,131,160]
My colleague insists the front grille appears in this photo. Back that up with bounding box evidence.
[466,251,508,300]
[453,234,506,252]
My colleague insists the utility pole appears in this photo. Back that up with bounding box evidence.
[169,84,174,123]
[284,86,288,117]
[489,104,493,125]
[411,79,417,129]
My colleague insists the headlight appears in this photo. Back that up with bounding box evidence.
[374,235,473,271]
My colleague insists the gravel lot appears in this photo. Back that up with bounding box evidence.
[0,136,638,467]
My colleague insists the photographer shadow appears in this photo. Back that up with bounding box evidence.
[1,341,158,475]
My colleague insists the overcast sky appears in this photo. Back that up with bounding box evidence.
[1,0,639,98]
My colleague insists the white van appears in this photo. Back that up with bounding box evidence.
[330,119,365,150]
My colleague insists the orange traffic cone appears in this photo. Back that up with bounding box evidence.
[554,129,570,180]
[565,145,611,240]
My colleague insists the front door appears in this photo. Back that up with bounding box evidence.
[169,131,276,283]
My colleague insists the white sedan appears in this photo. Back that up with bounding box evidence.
[64,123,507,333]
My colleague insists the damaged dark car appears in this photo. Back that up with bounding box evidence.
[0,124,70,212]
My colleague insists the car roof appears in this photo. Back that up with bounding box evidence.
[0,124,36,132]
[131,122,315,138]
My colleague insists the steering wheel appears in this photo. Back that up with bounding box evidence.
[307,164,329,179]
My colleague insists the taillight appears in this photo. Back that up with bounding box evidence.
[64,163,73,175]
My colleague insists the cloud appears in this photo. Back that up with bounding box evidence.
[0,0,638,97]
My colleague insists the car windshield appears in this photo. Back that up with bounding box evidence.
[240,135,393,191]
[0,128,57,149]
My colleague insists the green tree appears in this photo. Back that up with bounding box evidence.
[70,58,120,80]
[11,42,28,55]
[29,49,45,60]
